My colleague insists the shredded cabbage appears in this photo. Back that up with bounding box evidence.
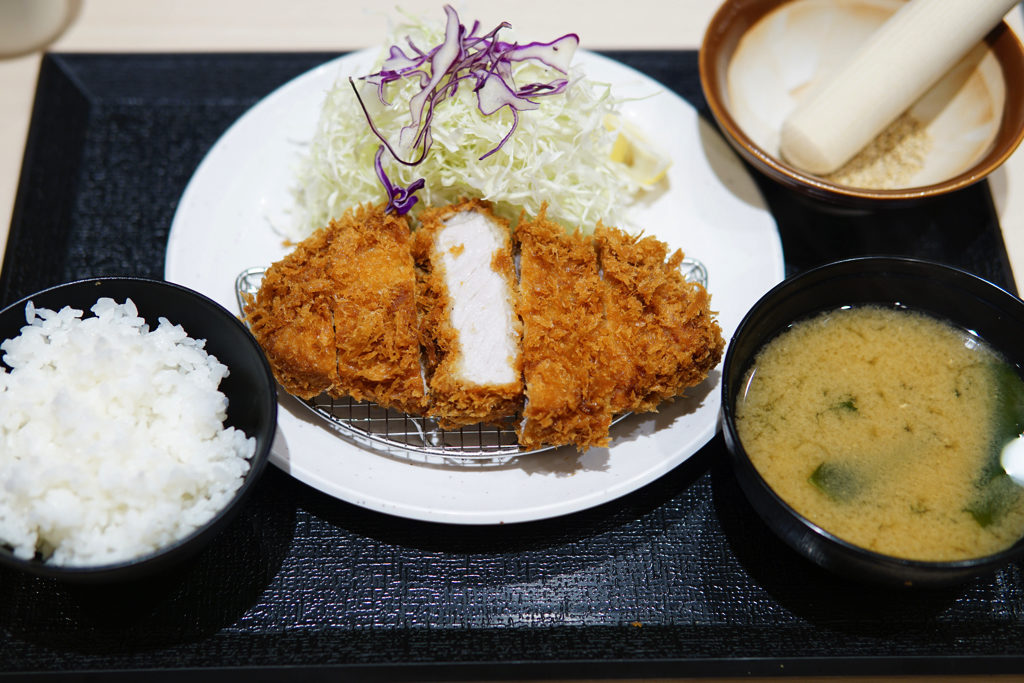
[288,9,636,240]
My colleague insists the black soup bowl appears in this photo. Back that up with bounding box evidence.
[0,277,277,583]
[721,257,1024,587]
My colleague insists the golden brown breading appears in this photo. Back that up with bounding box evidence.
[246,204,427,413]
[244,228,338,400]
[327,204,426,414]
[413,199,523,428]
[515,208,614,451]
[246,199,725,452]
[595,223,725,414]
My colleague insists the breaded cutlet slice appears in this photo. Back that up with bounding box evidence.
[245,226,338,400]
[325,204,427,415]
[246,204,426,414]
[595,223,725,414]
[413,199,523,428]
[515,208,614,451]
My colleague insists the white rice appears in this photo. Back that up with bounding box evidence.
[0,297,256,567]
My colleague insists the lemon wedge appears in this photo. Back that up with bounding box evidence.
[606,115,671,187]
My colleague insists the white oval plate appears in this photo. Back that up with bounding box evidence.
[165,49,785,525]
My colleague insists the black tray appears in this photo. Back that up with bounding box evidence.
[1,51,1022,681]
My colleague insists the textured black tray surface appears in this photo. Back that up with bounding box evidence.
[1,52,1022,680]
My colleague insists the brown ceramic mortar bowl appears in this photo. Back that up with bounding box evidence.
[699,0,1024,207]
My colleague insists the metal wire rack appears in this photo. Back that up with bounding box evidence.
[236,257,708,464]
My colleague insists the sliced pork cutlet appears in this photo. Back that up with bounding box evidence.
[246,204,426,413]
[245,227,338,400]
[413,199,523,428]
[595,224,725,414]
[515,209,614,451]
[325,203,427,415]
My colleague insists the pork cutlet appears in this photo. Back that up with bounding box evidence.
[246,201,725,451]
[515,208,615,451]
[245,204,426,413]
[413,199,524,428]
[596,224,725,415]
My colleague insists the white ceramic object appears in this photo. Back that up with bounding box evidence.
[165,49,784,525]
[727,0,1007,188]
[0,0,75,57]
[781,0,1019,175]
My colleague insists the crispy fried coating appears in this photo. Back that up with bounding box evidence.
[596,224,725,414]
[244,228,337,400]
[327,204,426,414]
[246,204,426,413]
[515,208,614,451]
[246,199,725,452]
[413,199,523,428]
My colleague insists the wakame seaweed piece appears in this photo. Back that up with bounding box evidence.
[809,462,863,502]
[965,360,1024,527]
[832,395,857,413]
[965,474,1020,527]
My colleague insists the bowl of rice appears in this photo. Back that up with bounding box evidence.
[0,277,277,582]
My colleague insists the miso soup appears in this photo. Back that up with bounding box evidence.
[735,305,1024,562]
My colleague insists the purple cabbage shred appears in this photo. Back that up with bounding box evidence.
[353,4,579,214]
[374,146,425,216]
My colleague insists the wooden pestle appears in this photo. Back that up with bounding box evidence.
[779,0,1019,176]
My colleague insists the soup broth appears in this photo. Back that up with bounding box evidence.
[735,305,1024,562]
